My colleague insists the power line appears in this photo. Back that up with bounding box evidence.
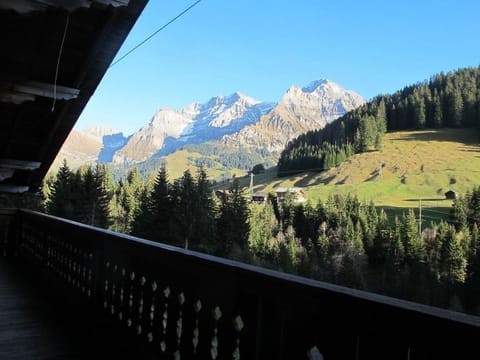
[109,0,203,68]
[52,13,70,112]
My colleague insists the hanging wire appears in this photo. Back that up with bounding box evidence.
[109,0,203,69]
[52,13,70,112]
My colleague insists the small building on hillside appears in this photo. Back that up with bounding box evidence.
[275,187,306,203]
[445,190,457,200]
[251,192,268,204]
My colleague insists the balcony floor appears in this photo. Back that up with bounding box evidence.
[0,258,146,359]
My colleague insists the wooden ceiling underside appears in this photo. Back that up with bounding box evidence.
[0,0,148,193]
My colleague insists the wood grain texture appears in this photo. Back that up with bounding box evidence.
[0,259,147,359]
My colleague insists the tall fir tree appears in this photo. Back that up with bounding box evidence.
[402,209,425,265]
[194,166,216,251]
[440,224,467,284]
[148,166,173,244]
[216,177,250,258]
[48,159,76,220]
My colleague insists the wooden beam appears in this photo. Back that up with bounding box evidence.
[0,80,79,103]
[0,185,29,193]
[0,92,35,105]
[13,81,80,100]
[95,0,130,6]
[0,0,130,13]
[0,169,15,182]
[0,159,42,170]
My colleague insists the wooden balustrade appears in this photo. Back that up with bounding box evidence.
[1,209,479,359]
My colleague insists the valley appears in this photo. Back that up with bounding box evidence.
[229,128,480,219]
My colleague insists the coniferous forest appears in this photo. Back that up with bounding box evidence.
[33,159,480,315]
[278,67,480,175]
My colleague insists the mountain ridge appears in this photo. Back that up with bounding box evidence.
[56,79,365,172]
[221,79,365,155]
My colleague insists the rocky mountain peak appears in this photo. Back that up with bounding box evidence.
[222,80,365,156]
[301,79,329,93]
[82,125,121,142]
[59,79,365,168]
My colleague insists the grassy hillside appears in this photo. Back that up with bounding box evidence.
[51,130,102,171]
[231,128,480,220]
[162,149,248,181]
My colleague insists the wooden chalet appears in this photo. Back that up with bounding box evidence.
[275,187,306,203]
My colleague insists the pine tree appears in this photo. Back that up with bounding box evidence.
[471,223,480,259]
[175,169,197,249]
[149,166,173,244]
[384,217,405,295]
[48,159,76,219]
[376,99,388,134]
[452,194,468,232]
[413,94,427,129]
[115,167,143,233]
[194,166,216,251]
[402,209,425,264]
[89,164,113,229]
[468,186,480,227]
[131,187,152,239]
[448,88,464,127]
[216,177,250,258]
[248,202,277,261]
[370,209,389,266]
[440,224,467,284]
[432,90,443,128]
[465,223,480,311]
[316,223,329,263]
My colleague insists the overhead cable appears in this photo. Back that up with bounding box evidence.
[109,0,203,68]
[52,13,70,112]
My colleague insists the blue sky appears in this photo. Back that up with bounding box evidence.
[76,0,480,135]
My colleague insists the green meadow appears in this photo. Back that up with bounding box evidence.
[230,128,480,222]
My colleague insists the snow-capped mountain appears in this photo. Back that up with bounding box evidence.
[112,92,274,165]
[56,79,365,170]
[222,79,365,154]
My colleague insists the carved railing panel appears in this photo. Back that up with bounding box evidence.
[0,209,479,360]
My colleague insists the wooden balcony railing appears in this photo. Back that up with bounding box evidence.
[1,209,479,359]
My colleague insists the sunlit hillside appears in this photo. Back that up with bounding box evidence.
[235,128,480,210]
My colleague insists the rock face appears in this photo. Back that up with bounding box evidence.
[81,125,120,142]
[112,92,274,165]
[112,106,197,165]
[57,79,365,168]
[222,79,365,155]
[57,125,127,165]
[57,129,103,164]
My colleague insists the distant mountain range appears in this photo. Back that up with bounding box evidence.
[56,79,365,171]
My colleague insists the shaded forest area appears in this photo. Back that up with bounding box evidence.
[278,67,480,175]
[34,161,480,315]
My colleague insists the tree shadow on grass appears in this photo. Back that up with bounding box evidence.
[305,174,337,187]
[390,129,479,144]
[404,198,447,202]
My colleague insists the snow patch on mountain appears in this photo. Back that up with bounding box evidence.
[60,79,365,169]
[301,79,328,93]
[222,79,365,155]
[150,92,273,156]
